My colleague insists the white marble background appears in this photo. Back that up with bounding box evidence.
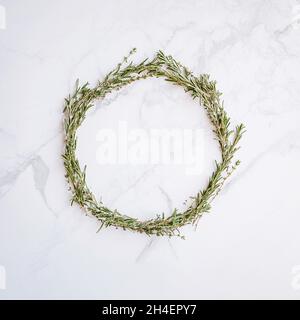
[0,0,300,299]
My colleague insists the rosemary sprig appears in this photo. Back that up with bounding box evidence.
[62,49,245,238]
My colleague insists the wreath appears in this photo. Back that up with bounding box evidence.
[62,49,245,238]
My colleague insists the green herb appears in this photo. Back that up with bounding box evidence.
[62,49,245,238]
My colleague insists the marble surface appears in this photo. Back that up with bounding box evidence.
[1,0,300,299]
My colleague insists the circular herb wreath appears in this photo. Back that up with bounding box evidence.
[62,49,245,238]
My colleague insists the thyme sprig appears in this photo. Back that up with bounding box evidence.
[62,49,245,238]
